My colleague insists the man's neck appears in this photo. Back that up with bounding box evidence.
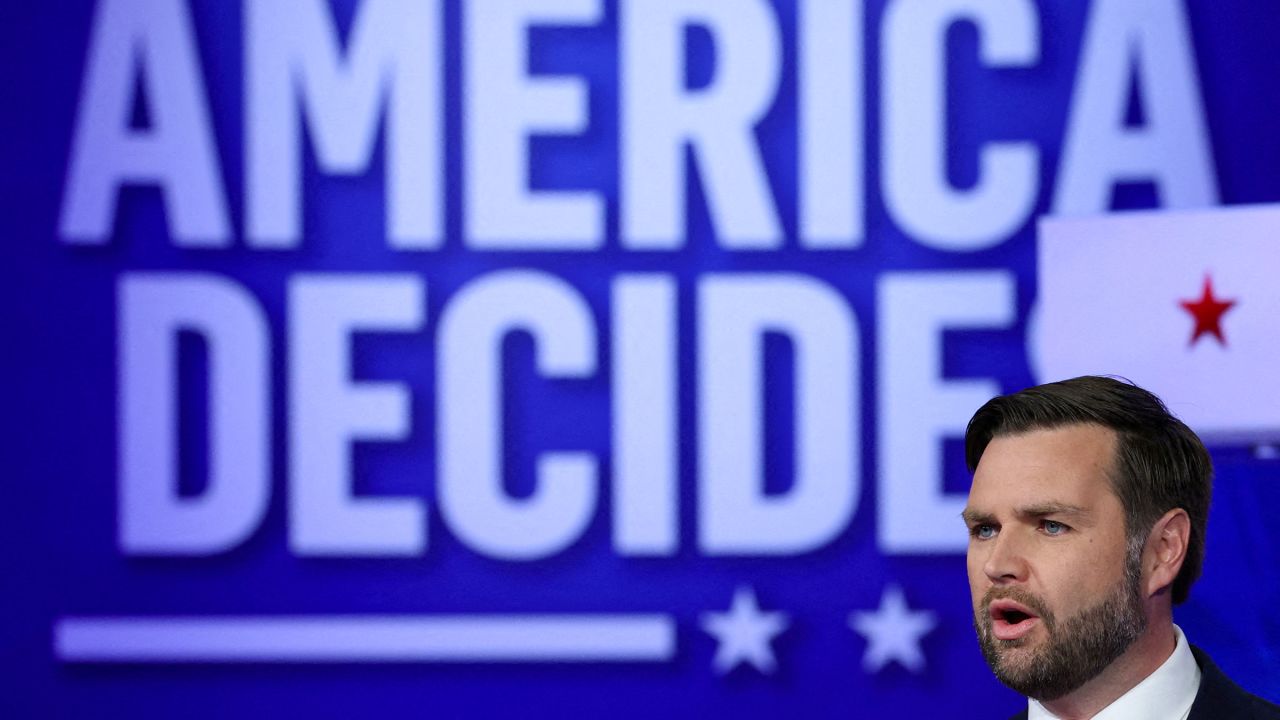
[1036,620,1177,720]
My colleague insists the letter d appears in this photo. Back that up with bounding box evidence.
[119,274,270,554]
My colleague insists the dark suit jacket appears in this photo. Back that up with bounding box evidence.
[1187,646,1280,720]
[1005,645,1280,719]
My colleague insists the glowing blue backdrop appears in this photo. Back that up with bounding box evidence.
[4,0,1278,717]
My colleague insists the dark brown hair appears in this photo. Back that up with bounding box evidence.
[964,376,1212,604]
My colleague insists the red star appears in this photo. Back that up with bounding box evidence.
[1179,275,1237,347]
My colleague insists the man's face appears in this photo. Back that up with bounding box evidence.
[964,424,1147,701]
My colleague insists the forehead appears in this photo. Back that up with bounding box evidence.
[967,424,1120,510]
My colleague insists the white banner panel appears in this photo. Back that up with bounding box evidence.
[1035,205,1280,442]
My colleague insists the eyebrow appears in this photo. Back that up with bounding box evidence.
[1016,503,1089,519]
[960,503,1089,526]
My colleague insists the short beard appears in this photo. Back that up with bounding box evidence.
[974,544,1147,701]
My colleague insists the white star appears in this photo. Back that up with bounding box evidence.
[701,586,789,675]
[849,585,937,674]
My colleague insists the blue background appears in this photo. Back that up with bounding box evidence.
[3,1,1278,717]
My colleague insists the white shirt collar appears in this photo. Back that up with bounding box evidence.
[1028,624,1201,720]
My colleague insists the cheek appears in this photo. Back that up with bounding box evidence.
[965,549,987,594]
[1040,544,1126,609]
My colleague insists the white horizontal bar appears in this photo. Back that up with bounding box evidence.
[55,614,676,663]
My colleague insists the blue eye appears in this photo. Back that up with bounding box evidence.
[972,525,996,540]
[1043,520,1067,536]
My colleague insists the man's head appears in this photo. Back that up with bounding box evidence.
[961,376,1212,700]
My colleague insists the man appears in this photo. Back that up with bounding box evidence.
[961,376,1280,720]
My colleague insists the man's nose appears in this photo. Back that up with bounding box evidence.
[983,531,1029,583]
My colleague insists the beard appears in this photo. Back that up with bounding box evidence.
[973,551,1147,701]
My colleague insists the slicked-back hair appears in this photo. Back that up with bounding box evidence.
[964,376,1212,605]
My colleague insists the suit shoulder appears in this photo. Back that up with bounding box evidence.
[1189,645,1280,720]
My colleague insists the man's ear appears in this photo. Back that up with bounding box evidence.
[1144,508,1190,598]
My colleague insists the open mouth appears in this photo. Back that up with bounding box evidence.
[1001,609,1031,624]
[989,599,1041,641]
